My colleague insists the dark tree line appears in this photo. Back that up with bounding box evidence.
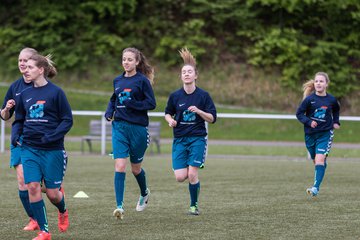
[1,0,359,97]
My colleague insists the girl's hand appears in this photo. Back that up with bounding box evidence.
[5,99,15,110]
[188,105,200,113]
[333,123,340,129]
[310,121,318,128]
[168,119,177,128]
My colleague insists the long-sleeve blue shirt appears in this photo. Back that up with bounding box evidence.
[165,87,217,138]
[12,81,73,150]
[296,93,340,134]
[1,77,32,120]
[105,72,156,126]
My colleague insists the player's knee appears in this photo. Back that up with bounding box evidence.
[175,175,187,182]
[188,173,198,183]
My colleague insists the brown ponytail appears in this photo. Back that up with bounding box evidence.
[29,54,57,79]
[122,47,154,85]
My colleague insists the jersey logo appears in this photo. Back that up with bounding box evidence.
[179,103,185,107]
[313,106,327,119]
[118,89,132,105]
[26,98,32,102]
[182,109,196,122]
[29,101,46,118]
[16,92,21,96]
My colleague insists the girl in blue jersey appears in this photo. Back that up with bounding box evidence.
[0,48,41,231]
[165,48,217,215]
[105,47,156,220]
[296,72,340,198]
[12,54,73,240]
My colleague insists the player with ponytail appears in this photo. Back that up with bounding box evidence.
[105,47,156,220]
[12,53,73,239]
[165,48,217,215]
[296,72,340,198]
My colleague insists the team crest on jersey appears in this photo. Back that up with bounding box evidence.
[29,100,46,118]
[313,106,327,119]
[119,88,132,104]
[183,109,196,122]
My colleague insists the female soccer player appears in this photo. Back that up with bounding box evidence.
[0,48,40,231]
[165,48,217,215]
[12,54,73,240]
[105,47,156,220]
[296,72,340,197]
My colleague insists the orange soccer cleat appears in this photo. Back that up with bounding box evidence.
[23,218,40,231]
[32,231,51,240]
[58,209,69,232]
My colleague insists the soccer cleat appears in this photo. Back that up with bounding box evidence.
[32,231,51,240]
[306,187,319,197]
[188,206,200,215]
[113,208,124,220]
[136,188,150,212]
[58,209,69,232]
[24,218,40,231]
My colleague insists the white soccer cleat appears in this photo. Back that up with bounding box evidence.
[136,188,150,212]
[113,208,124,220]
[306,187,319,197]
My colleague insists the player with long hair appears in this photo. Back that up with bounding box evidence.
[12,53,72,240]
[165,47,217,215]
[105,47,156,220]
[0,48,41,231]
[296,72,340,197]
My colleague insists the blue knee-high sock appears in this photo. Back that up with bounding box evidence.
[19,190,34,218]
[114,172,126,208]
[52,195,66,213]
[313,165,326,190]
[30,200,48,232]
[134,169,147,197]
[189,182,200,207]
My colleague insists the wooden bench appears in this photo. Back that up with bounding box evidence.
[81,120,112,153]
[81,120,161,154]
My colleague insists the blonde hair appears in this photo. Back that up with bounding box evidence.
[179,47,197,74]
[29,53,57,78]
[315,72,330,83]
[302,79,315,99]
[122,47,154,85]
[302,72,330,99]
[20,47,38,56]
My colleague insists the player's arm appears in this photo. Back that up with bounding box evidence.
[188,106,214,123]
[1,100,16,120]
[105,93,116,121]
[165,113,177,128]
[165,95,177,127]
[123,79,156,111]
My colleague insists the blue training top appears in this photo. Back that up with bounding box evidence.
[105,72,156,127]
[1,76,32,120]
[12,81,73,150]
[296,93,340,134]
[165,87,217,138]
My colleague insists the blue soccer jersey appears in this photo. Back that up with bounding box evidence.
[165,87,217,138]
[1,77,32,120]
[105,72,156,126]
[296,93,340,134]
[12,81,73,150]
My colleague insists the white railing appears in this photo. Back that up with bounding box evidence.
[1,111,360,154]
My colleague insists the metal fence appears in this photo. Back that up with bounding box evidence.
[1,111,360,154]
